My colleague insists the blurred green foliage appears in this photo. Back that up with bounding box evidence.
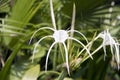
[0,0,120,80]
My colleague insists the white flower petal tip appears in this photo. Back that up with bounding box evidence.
[62,62,70,75]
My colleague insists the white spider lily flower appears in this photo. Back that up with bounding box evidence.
[97,29,120,69]
[29,0,93,75]
[31,29,92,75]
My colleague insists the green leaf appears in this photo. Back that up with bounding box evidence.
[22,64,40,80]
[0,42,23,80]
[0,0,10,13]
[3,0,42,48]
[29,45,46,61]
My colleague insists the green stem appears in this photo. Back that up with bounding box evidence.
[74,44,102,69]
[39,71,60,77]
[53,44,57,70]
[59,43,65,62]
[57,69,67,80]
[82,45,103,63]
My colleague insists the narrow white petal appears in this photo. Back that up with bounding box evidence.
[70,4,76,37]
[68,37,93,59]
[107,30,114,57]
[68,30,88,43]
[102,44,107,60]
[50,0,56,29]
[29,27,54,44]
[32,36,53,63]
[114,43,120,69]
[62,42,70,75]
[103,30,107,60]
[45,42,56,71]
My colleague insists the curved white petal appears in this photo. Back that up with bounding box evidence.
[45,42,56,71]
[32,35,53,63]
[103,31,107,60]
[68,30,88,43]
[114,43,120,69]
[68,37,93,59]
[29,27,54,44]
[62,42,70,75]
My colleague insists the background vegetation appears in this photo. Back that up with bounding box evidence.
[0,0,120,80]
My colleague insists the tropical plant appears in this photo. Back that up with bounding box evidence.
[0,0,120,80]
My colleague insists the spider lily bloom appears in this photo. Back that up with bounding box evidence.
[29,0,93,75]
[96,29,120,69]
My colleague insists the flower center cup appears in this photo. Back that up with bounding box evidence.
[53,30,68,43]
